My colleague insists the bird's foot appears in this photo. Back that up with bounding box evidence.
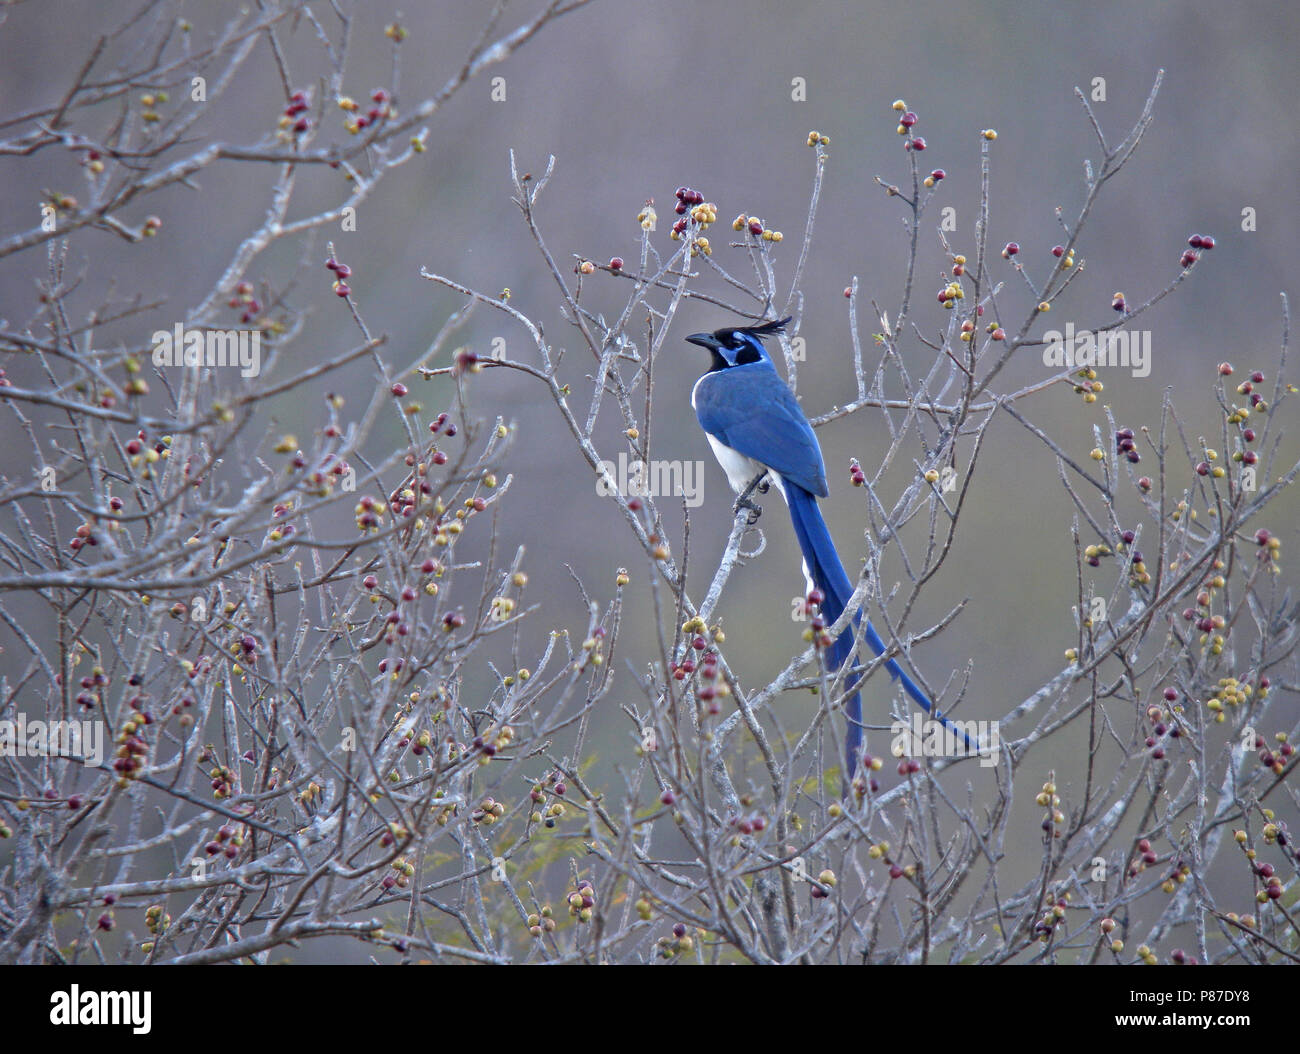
[732,471,770,524]
[733,496,762,525]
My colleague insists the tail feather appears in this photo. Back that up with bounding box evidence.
[783,483,976,776]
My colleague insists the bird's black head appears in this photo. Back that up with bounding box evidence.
[685,317,791,372]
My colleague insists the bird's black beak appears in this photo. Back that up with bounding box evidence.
[685,332,719,351]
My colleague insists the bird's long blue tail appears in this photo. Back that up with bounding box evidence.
[783,483,976,776]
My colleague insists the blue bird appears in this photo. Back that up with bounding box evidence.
[687,317,971,778]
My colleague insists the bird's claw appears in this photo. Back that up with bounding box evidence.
[734,497,762,525]
[733,471,770,525]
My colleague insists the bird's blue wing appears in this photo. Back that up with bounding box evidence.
[694,363,828,497]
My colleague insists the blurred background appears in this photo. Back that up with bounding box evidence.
[0,0,1296,960]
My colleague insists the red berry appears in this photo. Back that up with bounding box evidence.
[1003,242,1019,257]
[391,382,407,397]
[1052,245,1065,258]
[609,257,623,271]
[929,168,945,181]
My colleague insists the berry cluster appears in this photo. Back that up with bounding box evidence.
[112,712,150,786]
[203,823,244,860]
[1254,860,1286,904]
[1260,817,1290,849]
[1161,858,1191,894]
[810,868,837,900]
[891,100,927,152]
[325,255,352,297]
[380,856,416,892]
[800,586,833,651]
[671,617,728,715]
[1177,560,1236,658]
[207,761,236,799]
[139,90,168,124]
[897,755,922,776]
[1033,890,1071,942]
[125,430,169,476]
[526,906,557,938]
[144,904,170,938]
[1127,837,1159,879]
[731,212,784,242]
[844,754,884,799]
[1100,916,1123,954]
[529,772,567,828]
[1143,698,1183,759]
[227,280,261,324]
[656,922,695,957]
[672,185,707,216]
[667,186,722,256]
[725,811,768,847]
[1249,730,1292,777]
[279,90,311,137]
[1036,775,1064,835]
[567,879,596,922]
[73,665,109,710]
[575,624,606,672]
[1114,426,1140,464]
[1180,232,1215,269]
[339,88,394,135]
[472,724,514,765]
[936,279,964,308]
